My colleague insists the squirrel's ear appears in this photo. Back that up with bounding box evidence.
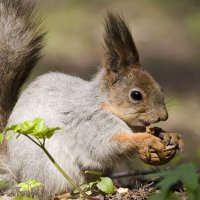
[103,13,140,72]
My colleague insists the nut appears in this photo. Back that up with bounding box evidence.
[138,126,177,165]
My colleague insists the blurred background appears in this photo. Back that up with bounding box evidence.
[31,0,200,167]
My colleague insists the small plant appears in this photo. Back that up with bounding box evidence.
[17,179,43,198]
[1,118,92,200]
[96,177,115,194]
[72,171,115,197]
[148,163,200,200]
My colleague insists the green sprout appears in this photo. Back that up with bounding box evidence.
[73,170,115,197]
[17,179,43,198]
[1,118,92,200]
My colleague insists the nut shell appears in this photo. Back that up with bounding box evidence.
[138,126,177,165]
[139,145,176,165]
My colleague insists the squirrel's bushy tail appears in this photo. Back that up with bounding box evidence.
[0,0,45,131]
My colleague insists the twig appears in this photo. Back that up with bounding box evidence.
[111,169,178,180]
[111,169,159,179]
[0,158,18,183]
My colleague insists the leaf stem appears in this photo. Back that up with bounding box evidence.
[24,135,91,199]
[29,185,33,198]
[24,134,40,148]
[42,137,46,147]
[40,146,92,200]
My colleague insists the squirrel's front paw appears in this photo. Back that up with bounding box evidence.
[158,132,184,152]
[146,126,184,152]
[136,134,175,165]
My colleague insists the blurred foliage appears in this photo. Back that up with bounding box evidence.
[0,180,10,191]
[185,12,200,40]
[148,163,200,200]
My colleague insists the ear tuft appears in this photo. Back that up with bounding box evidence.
[103,13,140,72]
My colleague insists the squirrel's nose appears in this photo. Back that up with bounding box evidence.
[159,109,168,121]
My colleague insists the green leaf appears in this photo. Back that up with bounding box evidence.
[148,163,199,200]
[158,176,179,198]
[14,125,21,133]
[148,194,163,200]
[6,132,15,140]
[96,177,115,194]
[27,179,44,188]
[17,179,43,192]
[176,163,198,191]
[0,133,5,143]
[149,192,180,200]
[34,118,45,133]
[17,182,30,192]
[17,120,35,135]
[44,127,60,139]
[2,118,62,141]
[85,171,103,177]
[0,180,10,190]
[5,125,18,132]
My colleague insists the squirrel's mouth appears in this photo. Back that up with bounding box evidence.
[126,119,151,128]
[139,120,151,127]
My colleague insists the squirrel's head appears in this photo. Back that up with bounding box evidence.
[101,13,168,127]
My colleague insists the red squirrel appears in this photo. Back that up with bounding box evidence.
[0,0,183,199]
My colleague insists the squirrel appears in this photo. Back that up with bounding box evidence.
[0,0,184,199]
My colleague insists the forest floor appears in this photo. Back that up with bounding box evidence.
[0,188,187,200]
[0,176,188,200]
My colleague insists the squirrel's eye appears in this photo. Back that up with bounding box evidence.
[130,90,143,101]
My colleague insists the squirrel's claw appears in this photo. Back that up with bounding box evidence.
[137,134,169,164]
[159,132,184,152]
